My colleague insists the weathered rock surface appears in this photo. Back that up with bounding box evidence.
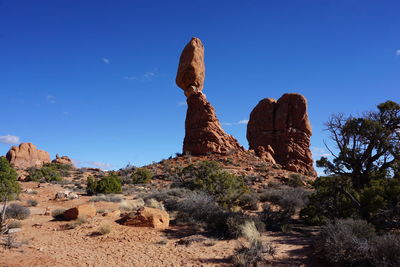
[176,38,243,155]
[176,37,205,97]
[6,143,50,169]
[118,207,169,229]
[247,93,316,176]
[63,204,96,220]
[52,154,74,166]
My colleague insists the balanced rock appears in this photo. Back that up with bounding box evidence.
[52,154,74,166]
[118,207,169,229]
[6,143,50,169]
[63,204,96,220]
[176,38,242,155]
[247,93,316,176]
[176,37,205,97]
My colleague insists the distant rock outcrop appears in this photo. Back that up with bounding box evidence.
[176,37,243,155]
[6,143,50,169]
[247,93,316,176]
[52,154,74,166]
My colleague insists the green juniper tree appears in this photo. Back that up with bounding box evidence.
[0,157,21,233]
[302,101,400,227]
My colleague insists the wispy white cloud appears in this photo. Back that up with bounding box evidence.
[63,111,69,116]
[222,119,249,126]
[124,76,137,80]
[0,135,20,144]
[124,69,158,82]
[311,147,331,158]
[87,161,112,169]
[70,159,112,170]
[102,58,110,64]
[143,71,156,80]
[396,49,400,56]
[46,95,56,104]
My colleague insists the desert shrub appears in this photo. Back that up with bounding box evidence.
[144,198,165,210]
[26,163,65,182]
[86,175,122,195]
[0,157,21,201]
[140,188,191,211]
[26,199,38,207]
[89,194,122,203]
[301,175,400,229]
[26,190,38,195]
[316,218,376,266]
[288,174,304,187]
[260,204,291,231]
[370,233,400,267]
[176,191,221,222]
[175,191,229,234]
[66,216,88,229]
[8,220,22,229]
[51,208,66,220]
[98,223,112,235]
[231,221,275,267]
[300,176,359,225]
[119,199,144,212]
[131,168,153,184]
[2,234,21,249]
[238,193,259,210]
[259,186,310,229]
[178,161,249,209]
[5,203,30,220]
[226,213,265,238]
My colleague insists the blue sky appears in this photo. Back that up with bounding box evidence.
[1,0,399,172]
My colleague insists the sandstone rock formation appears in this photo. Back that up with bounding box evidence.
[247,93,316,176]
[52,154,74,166]
[6,143,50,169]
[118,207,169,229]
[176,37,242,155]
[63,204,96,220]
[176,37,205,97]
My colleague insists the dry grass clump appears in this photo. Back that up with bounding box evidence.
[231,221,276,267]
[98,223,112,235]
[7,221,22,229]
[119,199,144,212]
[26,199,38,207]
[51,208,66,220]
[66,216,88,229]
[89,194,122,203]
[144,198,165,210]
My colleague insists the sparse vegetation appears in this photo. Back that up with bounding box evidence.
[89,194,122,203]
[231,221,275,267]
[26,199,38,207]
[144,198,165,210]
[98,223,112,235]
[131,168,153,184]
[26,163,68,182]
[316,218,400,266]
[5,203,30,220]
[177,161,249,209]
[66,216,88,229]
[7,221,21,229]
[86,174,122,195]
[0,157,21,233]
[51,208,66,220]
[304,101,400,230]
